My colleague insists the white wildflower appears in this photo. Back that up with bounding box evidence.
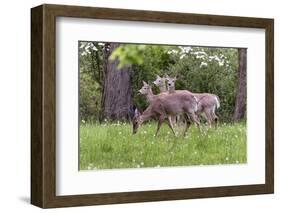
[200,62,208,68]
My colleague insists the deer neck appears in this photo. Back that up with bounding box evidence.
[146,88,155,102]
[159,84,167,93]
[168,86,175,93]
[139,106,154,124]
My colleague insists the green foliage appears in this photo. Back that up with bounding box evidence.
[79,41,239,122]
[109,44,146,68]
[79,72,100,121]
[80,122,247,170]
[79,41,104,121]
[168,47,238,121]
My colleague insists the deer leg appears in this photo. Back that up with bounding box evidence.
[189,112,201,130]
[196,112,202,124]
[203,108,214,128]
[168,116,177,126]
[200,111,208,123]
[211,107,219,127]
[167,116,176,136]
[155,116,165,136]
[183,114,192,137]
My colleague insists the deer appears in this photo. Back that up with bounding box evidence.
[153,75,167,93]
[139,81,159,103]
[153,75,182,126]
[139,81,176,130]
[132,90,201,136]
[165,75,220,127]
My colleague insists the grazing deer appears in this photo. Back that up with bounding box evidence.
[132,92,200,136]
[139,81,176,130]
[153,75,167,93]
[166,75,220,127]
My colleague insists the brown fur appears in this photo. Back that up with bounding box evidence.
[133,92,200,136]
[166,76,220,127]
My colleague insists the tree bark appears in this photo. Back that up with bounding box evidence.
[233,48,247,121]
[101,43,134,121]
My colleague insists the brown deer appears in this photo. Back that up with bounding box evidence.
[166,75,220,127]
[139,81,176,130]
[153,75,167,93]
[132,91,200,136]
[139,81,160,102]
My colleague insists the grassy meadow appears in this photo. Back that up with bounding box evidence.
[79,121,247,170]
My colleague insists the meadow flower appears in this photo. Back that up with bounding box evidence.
[226,157,229,161]
[236,160,240,164]
[81,119,86,124]
[137,165,140,168]
[141,162,144,166]
[119,132,122,135]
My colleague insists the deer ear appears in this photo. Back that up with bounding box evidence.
[165,74,170,79]
[142,81,147,85]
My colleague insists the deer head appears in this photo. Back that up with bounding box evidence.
[139,81,152,95]
[132,108,143,134]
[165,75,177,92]
[153,75,167,92]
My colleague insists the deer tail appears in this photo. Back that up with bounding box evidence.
[214,95,220,109]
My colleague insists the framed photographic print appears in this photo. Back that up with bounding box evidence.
[31,4,274,208]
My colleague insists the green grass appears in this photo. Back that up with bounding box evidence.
[79,122,247,170]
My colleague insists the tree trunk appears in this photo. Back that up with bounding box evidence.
[233,48,247,121]
[101,43,134,121]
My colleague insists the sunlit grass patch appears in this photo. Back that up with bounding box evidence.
[79,122,246,170]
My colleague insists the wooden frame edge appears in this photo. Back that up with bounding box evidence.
[31,4,274,208]
[31,5,44,208]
